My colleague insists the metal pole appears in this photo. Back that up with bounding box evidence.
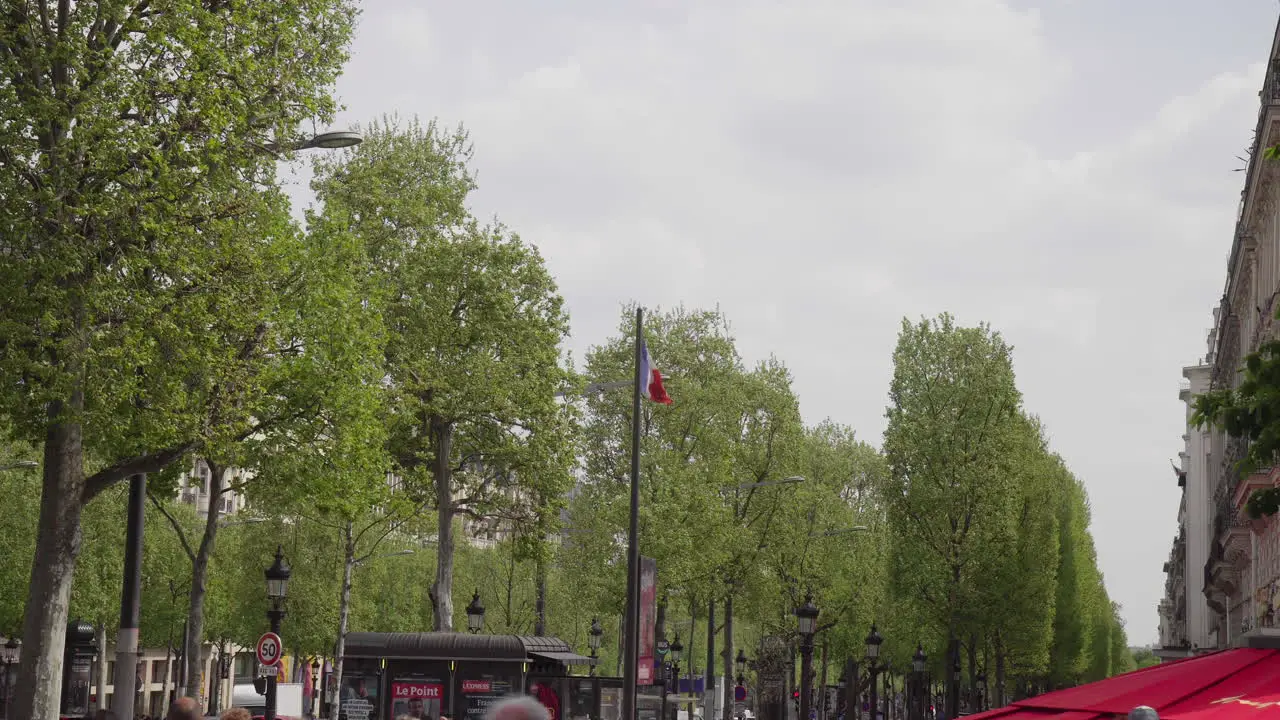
[622,307,645,720]
[113,474,146,720]
[800,638,813,720]
[868,664,878,720]
[705,599,715,720]
[266,609,283,720]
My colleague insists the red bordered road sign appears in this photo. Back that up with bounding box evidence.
[256,632,283,666]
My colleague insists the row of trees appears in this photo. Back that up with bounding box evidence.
[0,6,1126,718]
[551,310,1133,717]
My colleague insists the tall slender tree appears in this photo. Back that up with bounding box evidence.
[0,2,357,715]
[881,314,1022,716]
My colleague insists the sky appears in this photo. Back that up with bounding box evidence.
[284,0,1280,645]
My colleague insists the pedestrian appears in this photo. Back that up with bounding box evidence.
[486,695,551,720]
[167,696,203,720]
[220,709,252,720]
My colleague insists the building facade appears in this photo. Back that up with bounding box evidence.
[1162,13,1280,652]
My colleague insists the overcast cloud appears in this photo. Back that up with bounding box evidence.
[285,0,1279,644]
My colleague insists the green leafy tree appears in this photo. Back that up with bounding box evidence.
[1107,603,1135,676]
[570,307,754,617]
[971,415,1060,702]
[311,117,577,631]
[1130,647,1159,670]
[881,314,1022,715]
[0,2,357,714]
[1048,474,1092,687]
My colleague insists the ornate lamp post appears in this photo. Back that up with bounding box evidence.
[735,649,748,686]
[264,546,291,720]
[588,618,603,676]
[911,645,926,720]
[466,591,486,634]
[975,672,987,713]
[311,659,321,718]
[865,626,883,720]
[670,634,684,689]
[796,596,819,720]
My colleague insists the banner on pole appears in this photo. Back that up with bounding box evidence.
[638,556,658,684]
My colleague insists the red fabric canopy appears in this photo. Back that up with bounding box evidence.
[964,649,1280,720]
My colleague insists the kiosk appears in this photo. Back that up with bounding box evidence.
[332,632,602,720]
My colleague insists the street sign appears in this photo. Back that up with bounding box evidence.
[656,639,670,657]
[257,664,279,678]
[255,632,283,666]
[735,685,747,703]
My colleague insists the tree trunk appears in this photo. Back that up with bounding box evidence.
[818,641,829,720]
[966,634,977,711]
[994,633,1006,708]
[722,593,734,720]
[329,523,357,720]
[182,461,226,699]
[13,412,88,720]
[162,631,173,710]
[430,418,456,631]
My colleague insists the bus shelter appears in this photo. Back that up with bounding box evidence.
[330,632,600,720]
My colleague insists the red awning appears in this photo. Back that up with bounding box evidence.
[1162,649,1280,720]
[964,648,1280,720]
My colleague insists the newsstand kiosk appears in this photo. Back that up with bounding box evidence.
[330,632,604,720]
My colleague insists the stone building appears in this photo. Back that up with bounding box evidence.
[1163,14,1280,651]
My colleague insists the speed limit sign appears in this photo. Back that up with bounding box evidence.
[256,632,283,666]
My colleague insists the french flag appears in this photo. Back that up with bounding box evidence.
[639,340,673,405]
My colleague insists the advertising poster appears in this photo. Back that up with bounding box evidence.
[638,556,658,685]
[391,680,445,719]
[463,677,512,720]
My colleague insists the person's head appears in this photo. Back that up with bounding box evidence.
[409,698,425,713]
[1128,707,1159,720]
[220,709,252,720]
[167,696,203,720]
[488,695,551,720]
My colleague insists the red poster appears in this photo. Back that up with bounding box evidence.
[392,682,444,699]
[638,556,657,685]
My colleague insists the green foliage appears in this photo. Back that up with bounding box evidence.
[0,3,361,711]
[311,116,577,629]
[1192,339,1280,475]
[882,315,1022,641]
[1130,647,1160,670]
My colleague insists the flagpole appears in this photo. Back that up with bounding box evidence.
[622,306,645,720]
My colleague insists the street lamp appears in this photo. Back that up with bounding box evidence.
[260,130,364,156]
[466,591,486,634]
[976,672,987,712]
[1,636,18,720]
[670,634,684,685]
[795,595,819,720]
[866,626,883,720]
[311,659,321,719]
[735,649,748,685]
[588,618,603,676]
[264,546,291,720]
